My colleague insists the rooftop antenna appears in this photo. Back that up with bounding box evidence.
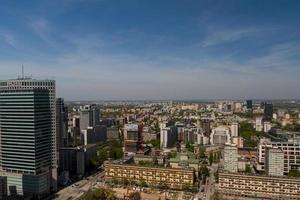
[22,64,24,79]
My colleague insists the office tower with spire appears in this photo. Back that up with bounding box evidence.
[0,78,58,191]
[0,89,52,198]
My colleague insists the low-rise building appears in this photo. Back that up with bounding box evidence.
[210,126,231,145]
[104,162,195,189]
[169,152,199,173]
[218,172,300,200]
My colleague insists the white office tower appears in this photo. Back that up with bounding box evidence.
[265,148,284,176]
[224,144,238,173]
[263,121,271,133]
[230,122,239,137]
[0,78,58,191]
[210,126,231,145]
[255,116,263,132]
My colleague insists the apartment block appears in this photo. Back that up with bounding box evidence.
[218,172,300,200]
[104,162,194,189]
[258,138,300,173]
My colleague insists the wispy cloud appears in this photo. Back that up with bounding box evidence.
[248,41,300,71]
[0,31,17,48]
[201,27,261,47]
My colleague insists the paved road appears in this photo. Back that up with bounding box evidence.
[195,163,218,200]
[54,171,105,200]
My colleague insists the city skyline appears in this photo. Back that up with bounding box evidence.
[0,0,300,100]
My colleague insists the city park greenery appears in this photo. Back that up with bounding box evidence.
[239,122,261,148]
[91,140,123,168]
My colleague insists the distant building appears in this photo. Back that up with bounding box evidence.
[82,125,107,145]
[264,102,273,121]
[124,124,142,153]
[232,137,243,148]
[263,121,271,133]
[56,98,68,148]
[255,116,263,132]
[201,119,211,137]
[79,105,100,130]
[246,100,252,109]
[210,126,231,145]
[107,126,120,141]
[230,122,239,137]
[265,147,284,176]
[160,124,178,148]
[224,144,238,173]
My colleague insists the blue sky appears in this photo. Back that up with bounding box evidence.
[0,0,299,100]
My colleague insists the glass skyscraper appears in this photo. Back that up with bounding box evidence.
[0,89,51,198]
[0,78,57,191]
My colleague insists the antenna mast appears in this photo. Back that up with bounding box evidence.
[22,65,24,79]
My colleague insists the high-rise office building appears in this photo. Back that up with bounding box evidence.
[224,144,238,173]
[246,100,252,109]
[124,124,142,153]
[263,102,273,121]
[0,78,57,191]
[265,147,284,176]
[79,105,100,130]
[56,98,68,149]
[160,123,178,149]
[91,106,100,127]
[0,89,51,198]
[200,118,211,137]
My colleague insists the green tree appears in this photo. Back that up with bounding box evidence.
[185,142,194,152]
[123,178,129,186]
[288,170,300,177]
[139,179,147,187]
[167,151,177,159]
[158,182,169,190]
[109,147,123,160]
[245,164,252,174]
[198,146,206,159]
[200,165,210,184]
[97,149,108,163]
[182,183,192,191]
[146,139,160,148]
